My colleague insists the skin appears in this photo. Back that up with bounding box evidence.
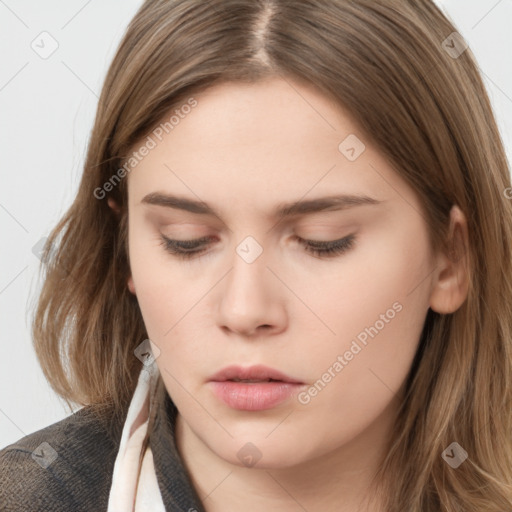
[116,77,469,511]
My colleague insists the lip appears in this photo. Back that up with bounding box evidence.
[208,365,305,411]
[209,364,304,384]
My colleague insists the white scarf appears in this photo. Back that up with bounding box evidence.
[107,361,166,511]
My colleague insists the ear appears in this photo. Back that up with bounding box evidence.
[429,205,470,314]
[107,197,121,216]
[127,275,136,295]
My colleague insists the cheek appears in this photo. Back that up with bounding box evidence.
[130,266,192,347]
[287,224,431,347]
[302,226,428,366]
[128,219,183,336]
[127,219,215,381]
[298,228,432,412]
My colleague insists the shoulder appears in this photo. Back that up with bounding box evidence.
[0,405,123,512]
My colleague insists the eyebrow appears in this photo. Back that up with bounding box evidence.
[141,192,382,220]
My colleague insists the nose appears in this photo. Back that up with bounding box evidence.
[217,246,287,338]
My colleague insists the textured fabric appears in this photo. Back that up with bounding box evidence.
[0,364,206,511]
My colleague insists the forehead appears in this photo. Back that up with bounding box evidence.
[126,77,410,218]
[157,78,353,155]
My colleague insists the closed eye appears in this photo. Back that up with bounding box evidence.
[296,234,355,258]
[159,234,356,260]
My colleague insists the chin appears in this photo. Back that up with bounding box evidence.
[211,437,315,471]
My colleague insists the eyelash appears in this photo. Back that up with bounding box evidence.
[159,234,356,260]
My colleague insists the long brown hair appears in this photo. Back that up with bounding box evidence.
[33,0,512,509]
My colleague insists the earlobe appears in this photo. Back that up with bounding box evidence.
[107,197,121,216]
[127,275,136,295]
[429,205,470,314]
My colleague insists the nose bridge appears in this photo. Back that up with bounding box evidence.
[226,235,269,302]
[217,235,281,334]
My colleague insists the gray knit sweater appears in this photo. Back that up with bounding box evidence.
[0,391,206,511]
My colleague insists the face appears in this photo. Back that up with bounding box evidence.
[126,77,436,469]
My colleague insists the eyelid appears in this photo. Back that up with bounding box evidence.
[159,233,356,260]
[163,235,214,249]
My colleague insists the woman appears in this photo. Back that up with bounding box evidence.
[1,0,512,510]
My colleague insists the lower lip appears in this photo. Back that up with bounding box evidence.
[209,381,304,411]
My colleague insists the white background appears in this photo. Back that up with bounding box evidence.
[1,0,511,448]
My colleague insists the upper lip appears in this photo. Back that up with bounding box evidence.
[209,364,303,384]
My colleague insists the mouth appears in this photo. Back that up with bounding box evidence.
[228,378,281,383]
[208,365,306,411]
[209,364,304,384]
